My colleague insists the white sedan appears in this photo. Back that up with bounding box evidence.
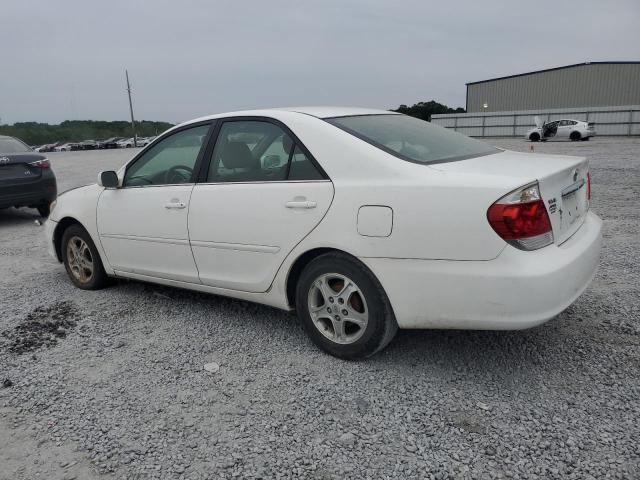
[45,107,602,359]
[526,117,596,142]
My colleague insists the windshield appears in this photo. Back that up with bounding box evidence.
[327,114,498,164]
[0,137,32,154]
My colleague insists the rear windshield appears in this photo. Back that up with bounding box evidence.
[327,114,498,164]
[0,137,31,154]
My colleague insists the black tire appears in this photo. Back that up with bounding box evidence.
[295,252,398,360]
[36,203,50,218]
[61,224,109,290]
[529,133,540,142]
[570,131,581,141]
[581,137,590,141]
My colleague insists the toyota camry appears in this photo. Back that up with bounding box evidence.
[45,107,602,359]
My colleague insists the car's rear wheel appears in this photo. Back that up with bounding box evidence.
[570,131,581,141]
[295,252,397,360]
[529,133,540,142]
[61,224,109,290]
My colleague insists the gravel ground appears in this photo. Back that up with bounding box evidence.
[1,137,639,480]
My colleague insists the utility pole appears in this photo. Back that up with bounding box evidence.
[125,70,137,147]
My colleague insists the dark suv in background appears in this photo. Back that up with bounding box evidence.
[0,135,57,217]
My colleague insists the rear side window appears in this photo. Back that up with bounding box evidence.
[206,120,325,182]
[0,137,31,154]
[289,146,323,180]
[327,114,498,165]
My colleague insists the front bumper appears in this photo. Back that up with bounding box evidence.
[361,211,602,330]
[44,218,60,261]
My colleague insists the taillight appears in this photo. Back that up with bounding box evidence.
[487,181,553,251]
[587,172,591,200]
[29,158,51,169]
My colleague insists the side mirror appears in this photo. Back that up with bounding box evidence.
[98,170,119,188]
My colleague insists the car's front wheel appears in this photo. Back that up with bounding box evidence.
[570,131,582,141]
[529,133,540,142]
[295,253,398,360]
[61,224,109,290]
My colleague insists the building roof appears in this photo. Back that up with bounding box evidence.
[466,61,640,86]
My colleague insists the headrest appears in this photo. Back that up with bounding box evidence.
[220,142,256,170]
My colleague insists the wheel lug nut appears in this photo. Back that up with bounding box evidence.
[328,297,334,303]
[342,309,348,315]
[338,298,344,304]
[327,307,332,313]
[334,315,340,321]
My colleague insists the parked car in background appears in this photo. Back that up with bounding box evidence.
[136,137,152,147]
[36,143,57,153]
[55,143,80,152]
[527,117,596,142]
[79,140,99,150]
[46,107,601,359]
[0,135,57,217]
[116,138,135,148]
[98,138,122,149]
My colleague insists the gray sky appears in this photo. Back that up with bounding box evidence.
[2,0,639,124]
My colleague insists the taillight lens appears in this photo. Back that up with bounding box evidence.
[29,158,51,169]
[487,182,553,251]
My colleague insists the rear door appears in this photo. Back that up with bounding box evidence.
[97,123,212,283]
[556,120,572,139]
[188,118,334,293]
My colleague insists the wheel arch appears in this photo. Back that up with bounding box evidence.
[285,247,389,310]
[52,217,86,261]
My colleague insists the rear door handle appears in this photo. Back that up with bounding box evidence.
[285,200,317,209]
[165,201,186,209]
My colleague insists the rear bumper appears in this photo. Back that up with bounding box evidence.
[0,174,57,209]
[361,211,602,330]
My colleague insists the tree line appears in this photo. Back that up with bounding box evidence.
[0,101,463,146]
[0,120,174,146]
[391,100,465,121]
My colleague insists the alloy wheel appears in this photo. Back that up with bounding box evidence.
[307,273,369,345]
[66,236,94,284]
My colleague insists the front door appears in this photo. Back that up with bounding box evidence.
[97,123,211,283]
[188,119,334,292]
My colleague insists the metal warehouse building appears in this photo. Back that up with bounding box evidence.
[466,62,640,113]
[432,61,640,136]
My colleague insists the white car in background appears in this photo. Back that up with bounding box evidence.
[138,137,155,147]
[116,138,135,148]
[54,143,79,151]
[527,116,596,142]
[45,107,602,359]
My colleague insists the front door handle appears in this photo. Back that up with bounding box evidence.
[285,200,317,209]
[165,201,186,209]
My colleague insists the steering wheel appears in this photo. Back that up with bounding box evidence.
[164,165,193,184]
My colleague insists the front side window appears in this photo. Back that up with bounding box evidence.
[207,120,323,182]
[124,125,209,186]
[327,114,498,165]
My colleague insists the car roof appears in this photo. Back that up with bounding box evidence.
[180,106,398,127]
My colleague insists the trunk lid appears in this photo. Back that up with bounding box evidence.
[0,153,46,184]
[430,150,590,245]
